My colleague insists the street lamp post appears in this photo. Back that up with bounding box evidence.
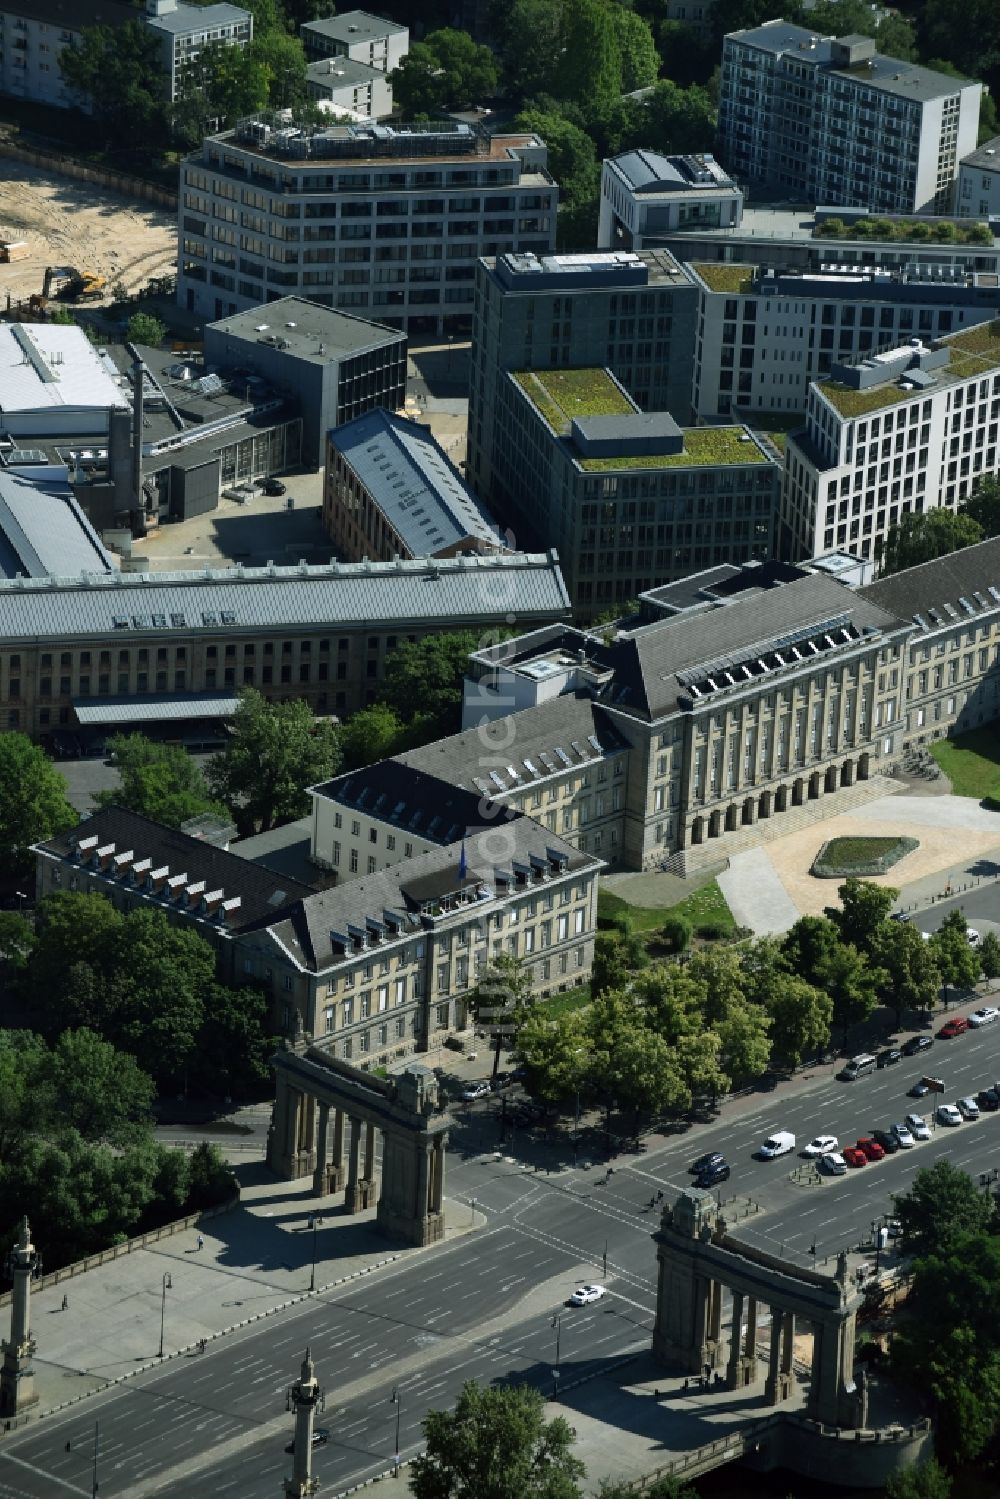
[158,1272,171,1359]
[551,1314,561,1399]
[91,1420,100,1499]
[390,1385,402,1475]
[308,1215,323,1294]
[573,1088,580,1164]
[602,1241,608,1280]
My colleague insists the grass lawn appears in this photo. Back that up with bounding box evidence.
[811,835,916,877]
[597,879,736,937]
[930,729,1000,800]
[533,984,591,1020]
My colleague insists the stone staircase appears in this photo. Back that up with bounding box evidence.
[665,773,902,877]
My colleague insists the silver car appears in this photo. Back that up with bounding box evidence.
[891,1122,915,1148]
[904,1112,931,1141]
[957,1096,980,1120]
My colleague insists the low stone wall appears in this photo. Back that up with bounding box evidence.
[0,135,177,209]
[0,1191,237,1309]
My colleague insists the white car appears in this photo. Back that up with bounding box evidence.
[568,1284,605,1306]
[967,927,982,947]
[891,1122,915,1149]
[759,1131,796,1159]
[905,1112,931,1140]
[820,1151,848,1175]
[969,1006,999,1028]
[803,1134,838,1158]
[462,1081,491,1101]
[957,1096,980,1120]
[936,1103,962,1127]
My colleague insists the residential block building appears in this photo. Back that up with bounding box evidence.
[305,56,393,121]
[486,364,781,613]
[598,151,743,252]
[690,260,1000,420]
[203,295,407,469]
[324,408,504,562]
[957,137,1000,222]
[143,0,252,102]
[718,22,981,215]
[781,321,1000,563]
[177,118,557,334]
[0,551,570,740]
[299,10,408,74]
[467,249,699,507]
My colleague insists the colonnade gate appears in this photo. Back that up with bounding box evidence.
[653,1190,868,1429]
[267,1044,450,1247]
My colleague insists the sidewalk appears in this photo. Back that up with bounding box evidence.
[22,1164,479,1414]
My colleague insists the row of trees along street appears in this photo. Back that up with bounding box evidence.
[467,879,996,1141]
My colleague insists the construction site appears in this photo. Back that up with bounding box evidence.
[0,153,176,313]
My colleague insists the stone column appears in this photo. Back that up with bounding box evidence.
[345,1117,364,1214]
[355,1122,377,1210]
[781,1310,795,1376]
[744,1296,758,1359]
[726,1291,744,1389]
[0,1218,38,1416]
[707,1279,723,1367]
[267,1076,307,1179]
[765,1308,782,1404]
[431,1137,445,1213]
[767,1309,794,1405]
[311,1102,330,1196]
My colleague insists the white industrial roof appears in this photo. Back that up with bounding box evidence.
[0,324,128,424]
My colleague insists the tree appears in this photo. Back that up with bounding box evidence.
[59,21,171,147]
[515,1009,592,1107]
[24,891,123,1027]
[95,733,224,827]
[337,704,409,771]
[0,733,76,876]
[47,1028,154,1146]
[591,929,647,996]
[874,922,941,1027]
[126,312,167,347]
[782,915,883,1042]
[885,1460,953,1499]
[963,474,1000,537]
[493,0,563,100]
[0,911,35,970]
[930,908,982,991]
[640,79,716,155]
[0,1029,51,1162]
[102,908,215,1085]
[918,0,1000,92]
[596,1478,697,1499]
[514,108,601,215]
[467,955,535,1078]
[827,877,896,957]
[250,28,308,109]
[893,1158,996,1258]
[410,1380,585,1499]
[381,633,481,736]
[979,929,1000,980]
[207,689,341,833]
[613,9,660,94]
[554,0,623,124]
[587,990,689,1127]
[881,509,983,575]
[744,942,832,1068]
[391,30,498,116]
[194,984,276,1099]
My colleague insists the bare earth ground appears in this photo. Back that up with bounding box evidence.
[0,157,176,306]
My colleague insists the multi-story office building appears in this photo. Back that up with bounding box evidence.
[782,321,1000,563]
[203,295,407,469]
[177,118,557,333]
[718,22,981,215]
[305,56,393,121]
[598,151,742,252]
[467,249,699,506]
[324,409,504,562]
[690,260,1000,419]
[299,10,408,74]
[143,0,252,102]
[36,804,602,1065]
[0,551,570,740]
[957,137,1000,221]
[488,364,781,613]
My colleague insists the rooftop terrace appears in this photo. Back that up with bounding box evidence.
[513,368,635,433]
[576,426,772,471]
[817,320,1000,416]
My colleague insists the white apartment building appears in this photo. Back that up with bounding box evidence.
[598,151,742,252]
[957,137,1000,222]
[300,10,407,74]
[178,117,557,334]
[305,56,393,121]
[782,321,1000,564]
[719,22,981,216]
[690,261,1000,419]
[0,0,134,110]
[143,0,252,103]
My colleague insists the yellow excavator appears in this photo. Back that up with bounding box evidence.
[40,265,107,303]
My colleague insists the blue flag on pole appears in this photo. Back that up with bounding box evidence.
[458,840,468,881]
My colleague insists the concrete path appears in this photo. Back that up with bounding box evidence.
[717,846,800,936]
[852,792,1000,831]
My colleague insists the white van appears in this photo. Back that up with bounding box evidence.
[759,1131,796,1159]
[841,1053,876,1081]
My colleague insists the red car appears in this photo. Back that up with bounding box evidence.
[843,1146,867,1168]
[937,1017,969,1039]
[856,1136,885,1162]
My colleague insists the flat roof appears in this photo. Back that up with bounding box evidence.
[73,691,241,725]
[607,150,736,194]
[306,56,385,90]
[329,409,501,555]
[0,324,128,424]
[961,136,1000,173]
[145,2,250,36]
[205,297,405,364]
[817,320,1000,416]
[575,426,775,472]
[513,368,637,433]
[489,248,694,291]
[729,20,978,103]
[301,10,407,42]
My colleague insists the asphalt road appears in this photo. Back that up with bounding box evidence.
[7,1018,1000,1498]
[913,885,1000,939]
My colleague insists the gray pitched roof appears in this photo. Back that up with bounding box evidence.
[0,472,112,580]
[313,760,521,843]
[859,535,1000,627]
[35,807,313,932]
[269,816,598,973]
[0,552,569,642]
[329,409,502,557]
[398,693,628,793]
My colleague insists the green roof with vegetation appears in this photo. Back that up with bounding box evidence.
[513,368,634,433]
[818,320,1000,417]
[815,380,915,417]
[813,216,993,246]
[576,425,771,472]
[691,262,755,293]
[944,320,1000,379]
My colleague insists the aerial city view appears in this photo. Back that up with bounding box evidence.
[4,0,1000,1496]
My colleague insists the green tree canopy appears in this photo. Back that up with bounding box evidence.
[885,1459,953,1499]
[514,108,601,214]
[743,941,832,1068]
[59,20,170,146]
[639,78,717,155]
[193,983,277,1099]
[250,27,308,109]
[467,954,535,1077]
[874,921,941,1026]
[881,508,983,575]
[381,632,481,735]
[612,9,660,93]
[493,0,563,99]
[893,1158,996,1258]
[782,915,883,1042]
[0,733,75,877]
[95,733,225,828]
[979,929,1000,979]
[207,688,341,832]
[515,1008,593,1107]
[0,911,35,969]
[587,990,690,1125]
[918,0,1000,92]
[554,0,624,123]
[827,877,897,957]
[391,29,498,116]
[410,1380,585,1499]
[930,908,982,990]
[337,703,409,771]
[126,312,167,347]
[962,474,1000,537]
